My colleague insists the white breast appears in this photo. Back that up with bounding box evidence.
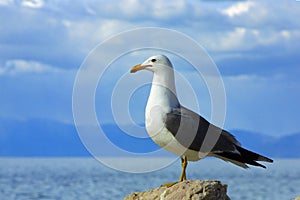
[145,84,201,161]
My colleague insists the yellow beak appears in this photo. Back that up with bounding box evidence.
[130,64,147,73]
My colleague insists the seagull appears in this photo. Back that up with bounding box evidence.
[130,55,273,184]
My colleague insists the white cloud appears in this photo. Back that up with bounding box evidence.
[202,27,300,53]
[221,1,255,17]
[152,0,186,19]
[0,60,64,75]
[118,0,145,17]
[0,0,298,75]
[63,19,135,54]
[57,0,187,22]
[213,27,247,51]
[21,0,43,8]
[100,0,187,20]
[280,30,290,39]
[0,0,13,6]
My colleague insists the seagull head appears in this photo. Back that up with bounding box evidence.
[130,55,173,73]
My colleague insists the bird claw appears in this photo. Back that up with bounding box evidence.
[161,182,178,188]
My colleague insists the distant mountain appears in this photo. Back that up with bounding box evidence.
[232,130,300,158]
[0,119,299,158]
[0,118,90,157]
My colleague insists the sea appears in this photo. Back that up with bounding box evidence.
[0,158,299,200]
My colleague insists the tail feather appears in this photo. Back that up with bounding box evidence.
[235,146,273,163]
[213,145,273,169]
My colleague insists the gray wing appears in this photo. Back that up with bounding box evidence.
[165,106,273,168]
[165,106,240,153]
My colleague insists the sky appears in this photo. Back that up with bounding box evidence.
[0,0,300,145]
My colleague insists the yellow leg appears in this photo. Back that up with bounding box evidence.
[161,156,188,187]
[179,156,188,182]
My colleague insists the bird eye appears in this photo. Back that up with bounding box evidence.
[151,59,157,62]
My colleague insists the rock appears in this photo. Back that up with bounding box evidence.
[294,196,300,200]
[124,180,230,200]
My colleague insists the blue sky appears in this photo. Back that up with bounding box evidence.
[0,0,300,142]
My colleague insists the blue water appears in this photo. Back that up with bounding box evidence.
[0,158,299,200]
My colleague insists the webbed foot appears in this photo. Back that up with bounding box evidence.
[161,182,178,188]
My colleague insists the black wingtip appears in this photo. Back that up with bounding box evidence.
[236,146,273,168]
[214,146,273,169]
[257,156,273,163]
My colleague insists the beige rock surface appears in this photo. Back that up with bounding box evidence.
[124,180,230,200]
[294,196,300,200]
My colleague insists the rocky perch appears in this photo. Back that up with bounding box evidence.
[124,180,230,200]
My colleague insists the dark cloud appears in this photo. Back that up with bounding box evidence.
[0,5,84,69]
[214,52,300,77]
[208,27,300,76]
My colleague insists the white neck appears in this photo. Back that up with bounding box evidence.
[146,69,179,113]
